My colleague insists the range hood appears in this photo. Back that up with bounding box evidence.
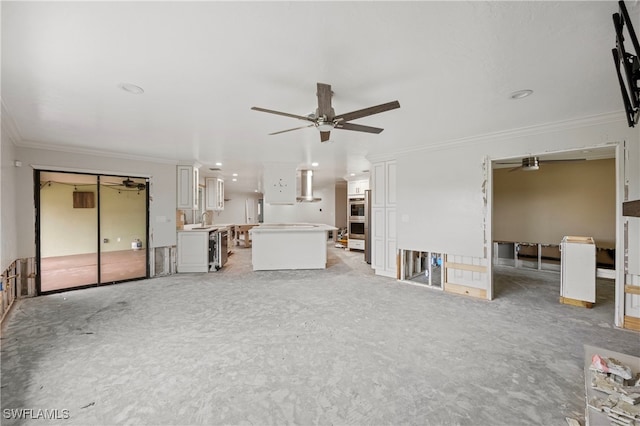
[296,170,322,202]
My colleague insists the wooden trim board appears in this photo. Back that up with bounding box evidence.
[444,282,487,299]
[624,285,640,296]
[444,262,487,273]
[622,199,640,217]
[623,316,640,332]
[559,296,594,309]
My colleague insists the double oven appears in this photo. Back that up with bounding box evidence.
[348,196,367,240]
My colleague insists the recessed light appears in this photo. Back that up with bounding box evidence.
[118,83,144,94]
[510,89,533,100]
[232,173,238,177]
[232,178,237,182]
[215,162,222,166]
[311,162,319,167]
[350,173,356,177]
[254,189,258,192]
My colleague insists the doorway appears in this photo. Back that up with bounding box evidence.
[36,170,149,294]
[488,146,621,324]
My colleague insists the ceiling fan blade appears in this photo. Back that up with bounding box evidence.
[320,131,331,142]
[268,124,315,135]
[316,83,334,119]
[336,122,384,134]
[334,100,400,122]
[251,107,314,122]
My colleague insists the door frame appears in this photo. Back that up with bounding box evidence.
[34,168,150,295]
[486,144,623,327]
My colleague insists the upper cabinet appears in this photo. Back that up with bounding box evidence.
[371,162,396,208]
[177,165,199,210]
[205,177,224,211]
[348,179,370,198]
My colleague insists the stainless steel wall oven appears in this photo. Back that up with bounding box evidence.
[349,198,366,221]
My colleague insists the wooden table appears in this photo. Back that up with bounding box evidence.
[234,224,258,247]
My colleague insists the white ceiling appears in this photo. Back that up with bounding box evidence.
[2,1,636,193]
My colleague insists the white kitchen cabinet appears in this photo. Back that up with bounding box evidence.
[177,230,211,273]
[371,160,397,278]
[348,179,369,198]
[205,177,224,211]
[348,239,365,250]
[371,163,385,208]
[177,165,199,210]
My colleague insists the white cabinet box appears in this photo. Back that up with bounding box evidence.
[560,236,596,306]
[348,179,369,198]
[177,230,211,273]
[348,239,365,251]
[371,160,397,278]
[205,177,224,211]
[177,165,199,210]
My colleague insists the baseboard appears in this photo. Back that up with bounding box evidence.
[444,282,487,299]
[559,296,594,309]
[623,316,640,332]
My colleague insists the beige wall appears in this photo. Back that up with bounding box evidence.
[334,182,347,229]
[493,158,615,247]
[40,181,146,257]
[100,184,147,252]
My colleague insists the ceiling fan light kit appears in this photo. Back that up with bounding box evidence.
[252,82,400,142]
[521,156,539,171]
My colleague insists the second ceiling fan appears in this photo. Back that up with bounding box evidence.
[496,156,586,172]
[251,82,400,142]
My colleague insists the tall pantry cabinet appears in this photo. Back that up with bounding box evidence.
[371,160,397,278]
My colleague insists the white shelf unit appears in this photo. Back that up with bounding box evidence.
[560,236,596,306]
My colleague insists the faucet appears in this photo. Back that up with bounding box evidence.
[201,211,210,226]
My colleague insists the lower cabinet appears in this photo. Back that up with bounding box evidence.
[177,231,211,273]
[348,239,365,251]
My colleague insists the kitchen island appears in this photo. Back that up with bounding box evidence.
[249,223,337,271]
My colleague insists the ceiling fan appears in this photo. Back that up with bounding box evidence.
[251,82,400,142]
[122,179,146,190]
[496,156,586,172]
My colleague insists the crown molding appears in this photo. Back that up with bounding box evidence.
[369,111,628,162]
[16,139,178,165]
[1,100,23,146]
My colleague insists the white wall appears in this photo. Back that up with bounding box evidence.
[1,122,18,272]
[14,146,177,258]
[395,115,639,267]
[212,192,262,225]
[627,133,640,276]
[264,183,336,225]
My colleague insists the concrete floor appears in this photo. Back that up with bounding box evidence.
[1,245,638,425]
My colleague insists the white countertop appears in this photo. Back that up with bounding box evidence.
[250,223,337,234]
[178,223,233,232]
